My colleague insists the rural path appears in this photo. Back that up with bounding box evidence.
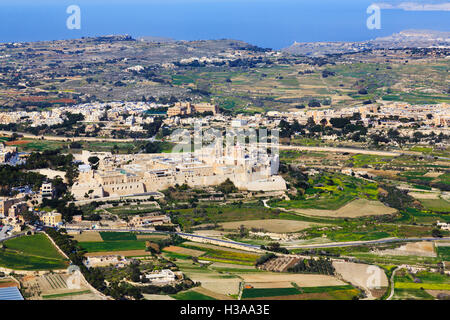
[386,266,402,300]
[260,143,401,157]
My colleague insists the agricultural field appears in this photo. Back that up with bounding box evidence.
[4,139,69,152]
[72,232,103,242]
[349,154,395,168]
[291,199,397,218]
[170,203,319,231]
[163,246,205,257]
[76,231,157,256]
[84,250,150,257]
[374,241,436,257]
[332,261,388,297]
[419,198,450,213]
[0,234,68,271]
[105,204,160,217]
[99,232,137,241]
[79,241,147,253]
[242,284,360,300]
[392,269,450,300]
[272,173,380,212]
[179,243,261,266]
[20,273,94,300]
[436,245,450,261]
[240,273,345,287]
[170,289,217,300]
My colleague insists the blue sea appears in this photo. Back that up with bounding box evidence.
[0,0,449,49]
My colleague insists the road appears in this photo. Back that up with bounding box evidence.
[0,130,424,158]
[65,226,450,251]
[285,237,450,249]
[275,144,401,157]
[65,227,262,250]
[387,266,401,300]
[0,130,149,143]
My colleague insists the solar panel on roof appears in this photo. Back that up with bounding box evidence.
[0,287,24,300]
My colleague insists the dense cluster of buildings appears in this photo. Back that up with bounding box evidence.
[71,141,286,201]
[167,102,219,117]
[267,102,450,128]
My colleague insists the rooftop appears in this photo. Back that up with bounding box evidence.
[0,287,24,301]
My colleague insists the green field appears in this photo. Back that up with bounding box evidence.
[42,290,91,299]
[242,287,301,299]
[395,282,450,290]
[437,246,450,261]
[392,288,435,300]
[297,285,355,294]
[79,241,146,252]
[393,269,450,300]
[170,290,217,300]
[105,204,159,216]
[350,154,394,167]
[273,173,379,211]
[419,199,450,213]
[181,244,260,265]
[0,234,68,270]
[99,232,137,241]
[5,234,64,260]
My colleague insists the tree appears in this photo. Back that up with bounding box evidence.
[308,100,321,108]
[88,156,100,170]
[432,229,443,238]
[238,225,248,238]
[216,178,237,194]
[330,117,350,129]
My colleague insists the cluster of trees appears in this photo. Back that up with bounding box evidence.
[24,150,73,170]
[255,253,276,266]
[151,234,185,251]
[42,198,83,222]
[22,150,78,185]
[142,118,163,137]
[287,257,335,275]
[142,141,165,154]
[216,178,238,194]
[378,184,421,211]
[279,116,368,142]
[0,165,46,196]
[260,242,290,254]
[140,280,199,295]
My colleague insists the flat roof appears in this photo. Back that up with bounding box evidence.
[0,287,24,300]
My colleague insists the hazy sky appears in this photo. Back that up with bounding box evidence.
[0,0,448,48]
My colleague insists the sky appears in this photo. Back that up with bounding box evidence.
[0,0,449,49]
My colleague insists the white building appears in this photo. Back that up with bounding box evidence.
[144,269,176,283]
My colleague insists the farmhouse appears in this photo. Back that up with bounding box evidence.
[84,255,130,268]
[143,269,176,283]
